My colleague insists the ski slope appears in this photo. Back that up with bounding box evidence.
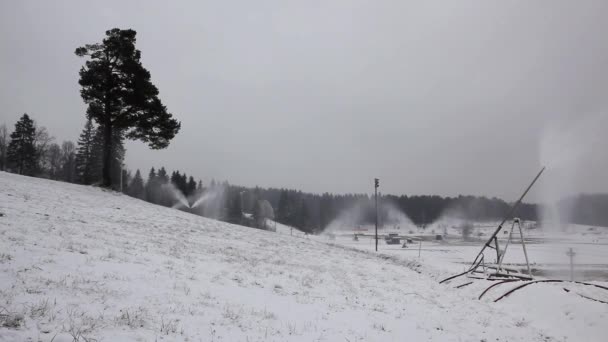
[1,172,606,341]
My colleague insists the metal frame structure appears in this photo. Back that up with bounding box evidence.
[496,218,531,277]
[437,166,608,304]
[440,167,545,284]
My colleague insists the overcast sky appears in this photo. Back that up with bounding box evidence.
[1,0,607,201]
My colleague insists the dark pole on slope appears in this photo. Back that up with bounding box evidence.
[375,178,379,252]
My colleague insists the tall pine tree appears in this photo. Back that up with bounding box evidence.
[75,28,180,187]
[91,125,124,187]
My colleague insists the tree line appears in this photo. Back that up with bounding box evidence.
[0,114,124,187]
[5,113,608,233]
[0,113,277,230]
[2,27,606,233]
[1,28,180,189]
[1,114,76,182]
[242,189,540,233]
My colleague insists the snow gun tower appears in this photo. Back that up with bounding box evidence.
[440,167,545,284]
[440,167,608,303]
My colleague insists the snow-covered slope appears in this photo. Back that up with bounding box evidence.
[0,172,605,341]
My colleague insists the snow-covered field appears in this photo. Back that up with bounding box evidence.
[1,172,607,341]
[326,223,608,281]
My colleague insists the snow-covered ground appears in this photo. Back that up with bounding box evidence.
[1,172,607,341]
[324,222,608,280]
[320,224,608,341]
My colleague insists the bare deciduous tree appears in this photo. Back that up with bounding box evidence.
[60,141,77,182]
[33,126,54,176]
[46,143,62,179]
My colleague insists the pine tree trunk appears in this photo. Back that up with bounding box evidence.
[102,123,113,188]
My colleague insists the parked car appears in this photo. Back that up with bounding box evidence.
[385,233,401,245]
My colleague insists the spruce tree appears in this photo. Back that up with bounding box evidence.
[129,169,145,199]
[180,173,188,195]
[89,125,105,183]
[187,176,197,196]
[75,119,96,184]
[145,167,159,204]
[170,171,182,190]
[157,167,169,184]
[7,114,37,175]
[75,28,180,187]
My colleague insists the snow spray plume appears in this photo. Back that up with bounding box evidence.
[324,198,414,233]
[324,200,369,233]
[425,208,470,237]
[158,183,189,209]
[382,201,415,228]
[190,183,226,219]
[539,113,608,230]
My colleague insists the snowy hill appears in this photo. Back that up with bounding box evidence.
[0,172,606,341]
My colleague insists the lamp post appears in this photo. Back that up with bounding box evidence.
[374,178,379,252]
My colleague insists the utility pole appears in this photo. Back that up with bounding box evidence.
[567,248,576,281]
[374,178,379,252]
